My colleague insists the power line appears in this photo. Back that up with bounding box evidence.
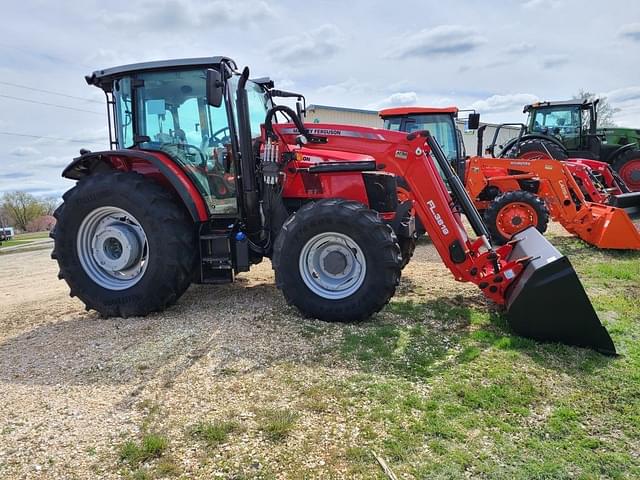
[0,80,103,104]
[0,93,104,115]
[0,131,106,144]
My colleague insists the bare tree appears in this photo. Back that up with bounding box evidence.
[573,90,619,127]
[40,196,61,216]
[1,192,46,231]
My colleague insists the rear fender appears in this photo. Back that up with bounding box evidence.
[62,150,208,222]
[498,133,567,158]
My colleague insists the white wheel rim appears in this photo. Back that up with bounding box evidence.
[77,206,149,290]
[299,232,366,300]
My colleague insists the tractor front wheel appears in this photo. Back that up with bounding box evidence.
[51,172,196,317]
[484,190,549,245]
[272,199,402,322]
[613,149,640,192]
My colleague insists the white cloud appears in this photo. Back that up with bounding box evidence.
[618,23,640,42]
[387,25,487,59]
[471,93,538,114]
[9,146,40,157]
[268,24,344,66]
[367,92,419,109]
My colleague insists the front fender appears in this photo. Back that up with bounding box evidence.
[62,150,208,222]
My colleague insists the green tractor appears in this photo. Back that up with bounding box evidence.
[497,99,640,191]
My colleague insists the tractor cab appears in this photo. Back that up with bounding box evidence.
[85,57,273,217]
[524,100,597,152]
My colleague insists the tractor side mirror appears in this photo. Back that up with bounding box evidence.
[206,69,223,108]
[467,113,480,130]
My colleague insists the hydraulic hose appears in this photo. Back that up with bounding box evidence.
[264,105,312,143]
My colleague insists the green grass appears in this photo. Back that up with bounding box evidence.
[190,420,242,446]
[119,433,168,465]
[0,239,32,248]
[14,231,50,240]
[0,231,51,250]
[256,409,299,441]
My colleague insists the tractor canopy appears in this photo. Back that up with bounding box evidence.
[85,57,274,217]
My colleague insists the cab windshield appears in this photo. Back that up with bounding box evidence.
[530,106,581,135]
[113,68,271,215]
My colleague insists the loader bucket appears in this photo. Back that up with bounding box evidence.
[581,202,640,250]
[505,227,616,355]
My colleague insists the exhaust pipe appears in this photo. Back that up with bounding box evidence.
[235,67,262,238]
[505,227,616,355]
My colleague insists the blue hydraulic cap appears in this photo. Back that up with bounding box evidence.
[235,231,247,241]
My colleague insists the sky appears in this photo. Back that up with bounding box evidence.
[1,0,639,198]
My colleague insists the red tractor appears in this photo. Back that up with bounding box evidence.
[52,57,614,354]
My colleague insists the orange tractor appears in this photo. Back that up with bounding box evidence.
[379,107,640,250]
[51,57,615,354]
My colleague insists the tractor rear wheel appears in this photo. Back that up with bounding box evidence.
[272,199,402,322]
[484,190,549,245]
[613,149,640,191]
[51,172,196,317]
[505,138,568,160]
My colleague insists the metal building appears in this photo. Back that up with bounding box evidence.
[304,104,521,155]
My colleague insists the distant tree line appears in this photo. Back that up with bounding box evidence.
[0,192,60,232]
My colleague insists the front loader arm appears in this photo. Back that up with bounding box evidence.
[398,132,527,305]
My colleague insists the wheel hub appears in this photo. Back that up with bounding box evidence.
[77,206,149,290]
[92,223,141,272]
[497,202,537,237]
[321,249,350,276]
[299,232,366,300]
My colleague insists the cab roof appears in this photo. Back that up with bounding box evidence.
[379,106,459,117]
[523,99,597,113]
[85,56,236,92]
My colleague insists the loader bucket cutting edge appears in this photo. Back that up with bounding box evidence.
[504,227,616,355]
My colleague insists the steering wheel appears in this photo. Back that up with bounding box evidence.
[209,127,231,147]
[180,143,207,166]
